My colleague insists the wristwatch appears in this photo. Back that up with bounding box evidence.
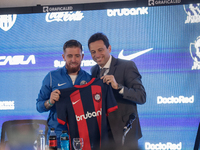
[117,84,123,90]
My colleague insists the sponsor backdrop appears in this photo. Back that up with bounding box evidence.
[0,2,200,150]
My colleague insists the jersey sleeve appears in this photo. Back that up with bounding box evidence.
[105,84,118,116]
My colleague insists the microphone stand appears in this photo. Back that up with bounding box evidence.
[122,126,132,145]
[122,114,135,146]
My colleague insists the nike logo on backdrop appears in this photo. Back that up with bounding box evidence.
[118,48,153,60]
[72,99,80,105]
[58,83,66,86]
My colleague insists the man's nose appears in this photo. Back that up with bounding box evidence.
[71,56,77,62]
[95,52,101,58]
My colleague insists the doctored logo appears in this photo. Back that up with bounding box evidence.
[0,14,17,31]
[45,11,84,22]
[0,55,36,66]
[107,7,148,17]
[76,108,102,121]
[157,95,194,104]
[0,101,15,110]
[184,3,200,24]
[190,36,200,70]
[145,142,182,150]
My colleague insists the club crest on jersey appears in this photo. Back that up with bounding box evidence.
[93,93,102,102]
[80,80,87,85]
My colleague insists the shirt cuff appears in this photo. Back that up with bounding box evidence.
[119,87,124,94]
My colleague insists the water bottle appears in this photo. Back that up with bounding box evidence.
[60,130,69,150]
[49,128,57,150]
[37,130,45,150]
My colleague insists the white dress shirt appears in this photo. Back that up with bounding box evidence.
[99,55,124,94]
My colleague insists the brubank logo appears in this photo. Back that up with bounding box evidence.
[184,3,200,24]
[0,14,17,31]
[157,96,194,104]
[145,142,182,150]
[76,108,102,121]
[190,36,200,70]
[54,48,152,68]
[0,55,36,66]
[107,7,148,17]
[45,11,84,22]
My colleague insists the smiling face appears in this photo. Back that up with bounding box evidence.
[89,40,111,67]
[62,46,84,75]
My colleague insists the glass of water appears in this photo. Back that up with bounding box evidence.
[73,138,84,150]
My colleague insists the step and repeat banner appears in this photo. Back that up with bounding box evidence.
[0,2,200,149]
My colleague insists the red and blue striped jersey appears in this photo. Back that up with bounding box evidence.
[56,78,118,150]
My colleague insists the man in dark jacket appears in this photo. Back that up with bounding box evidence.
[88,32,146,148]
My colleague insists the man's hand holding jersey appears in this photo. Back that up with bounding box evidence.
[101,75,118,90]
[45,89,61,109]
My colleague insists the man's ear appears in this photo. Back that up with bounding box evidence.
[81,54,84,60]
[62,54,65,61]
[108,45,111,53]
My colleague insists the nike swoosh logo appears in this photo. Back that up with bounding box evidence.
[118,48,153,60]
[58,83,66,86]
[72,99,80,105]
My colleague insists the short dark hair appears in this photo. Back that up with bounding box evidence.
[88,33,110,49]
[63,40,82,52]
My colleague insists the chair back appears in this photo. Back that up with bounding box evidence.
[0,119,48,150]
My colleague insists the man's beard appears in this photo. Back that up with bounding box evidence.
[66,63,80,74]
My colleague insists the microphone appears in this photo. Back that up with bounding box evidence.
[123,114,136,133]
[122,114,136,145]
